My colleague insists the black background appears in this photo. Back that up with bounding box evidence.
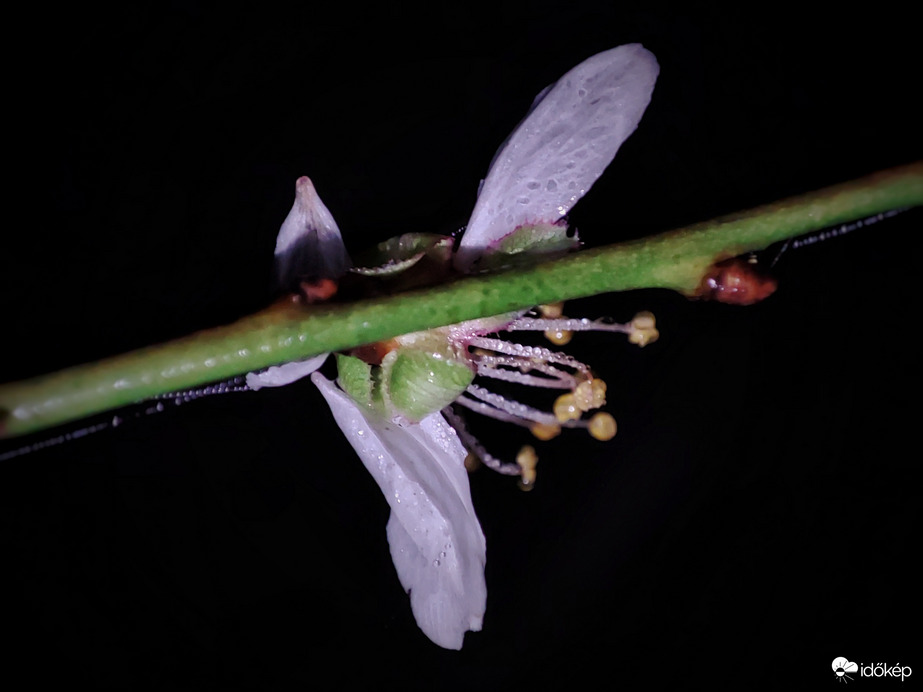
[2,3,918,689]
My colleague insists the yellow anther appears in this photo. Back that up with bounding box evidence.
[464,452,481,472]
[516,445,539,491]
[574,378,607,412]
[544,328,573,346]
[628,311,659,347]
[631,311,656,330]
[539,302,565,318]
[588,412,618,441]
[530,421,561,441]
[553,393,581,422]
[516,445,538,470]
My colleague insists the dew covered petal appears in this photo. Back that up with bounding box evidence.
[456,44,659,272]
[311,372,487,650]
[245,353,329,390]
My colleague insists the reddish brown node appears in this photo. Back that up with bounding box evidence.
[299,277,339,303]
[349,339,399,366]
[697,258,778,306]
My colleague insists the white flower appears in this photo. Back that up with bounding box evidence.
[311,372,486,650]
[248,44,658,648]
[246,176,489,650]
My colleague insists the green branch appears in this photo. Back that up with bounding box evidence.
[2,163,921,438]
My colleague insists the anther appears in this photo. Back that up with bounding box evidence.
[553,393,581,422]
[588,412,617,441]
[628,311,659,347]
[538,302,565,318]
[530,421,561,441]
[574,378,606,412]
[516,445,539,491]
[544,328,573,346]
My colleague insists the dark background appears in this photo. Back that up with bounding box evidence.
[3,3,918,689]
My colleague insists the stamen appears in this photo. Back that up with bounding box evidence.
[445,305,646,485]
[467,337,591,374]
[478,352,579,382]
[504,316,632,335]
[538,302,571,344]
[464,452,481,472]
[516,445,539,491]
[455,394,536,427]
[538,302,565,318]
[462,384,560,426]
[442,406,521,476]
[627,311,659,347]
[475,356,575,389]
[588,412,617,441]
[529,422,561,441]
[573,378,607,412]
[553,393,581,422]
[544,329,573,346]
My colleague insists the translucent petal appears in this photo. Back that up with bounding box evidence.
[245,353,329,390]
[455,44,659,271]
[312,372,487,649]
[273,176,351,289]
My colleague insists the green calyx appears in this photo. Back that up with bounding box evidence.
[335,353,375,408]
[383,348,474,421]
[350,233,454,277]
[336,342,474,423]
[476,222,580,270]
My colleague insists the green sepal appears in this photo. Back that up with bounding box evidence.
[335,353,374,406]
[381,348,474,422]
[350,233,453,277]
[477,222,580,270]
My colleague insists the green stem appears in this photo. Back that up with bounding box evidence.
[3,163,921,438]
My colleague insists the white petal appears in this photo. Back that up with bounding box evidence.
[312,372,487,649]
[245,353,329,390]
[273,176,351,289]
[455,44,659,272]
